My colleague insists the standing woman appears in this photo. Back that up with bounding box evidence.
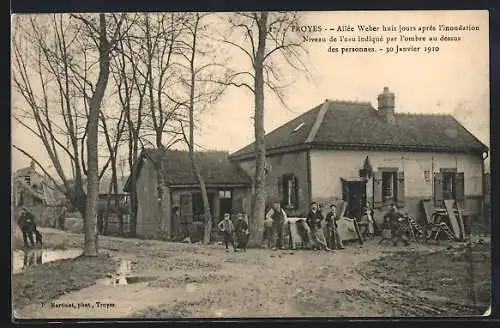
[306,202,330,251]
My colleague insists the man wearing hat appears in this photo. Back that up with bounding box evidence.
[325,204,345,250]
[265,201,288,250]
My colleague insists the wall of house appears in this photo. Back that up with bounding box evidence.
[135,159,170,239]
[237,151,310,216]
[169,187,251,242]
[309,149,484,223]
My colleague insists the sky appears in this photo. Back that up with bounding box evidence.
[11,10,490,176]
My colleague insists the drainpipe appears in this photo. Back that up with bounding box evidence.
[481,151,488,224]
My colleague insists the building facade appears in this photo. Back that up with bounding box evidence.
[230,87,489,225]
[124,149,252,240]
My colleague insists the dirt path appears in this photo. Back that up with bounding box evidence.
[13,232,481,319]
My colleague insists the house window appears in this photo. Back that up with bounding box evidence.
[279,174,298,210]
[218,190,232,199]
[434,170,464,206]
[382,172,397,201]
[24,175,31,185]
[373,169,405,208]
[442,172,456,200]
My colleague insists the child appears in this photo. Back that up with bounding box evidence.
[218,213,236,252]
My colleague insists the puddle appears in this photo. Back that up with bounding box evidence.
[12,248,83,274]
[106,259,158,285]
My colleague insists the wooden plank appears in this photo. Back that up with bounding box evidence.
[421,199,435,224]
[444,199,462,240]
[455,202,467,239]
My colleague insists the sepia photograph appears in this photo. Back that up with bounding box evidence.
[11,10,491,319]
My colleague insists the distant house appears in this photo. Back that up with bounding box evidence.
[12,161,65,226]
[123,149,252,240]
[229,87,489,224]
[13,161,64,207]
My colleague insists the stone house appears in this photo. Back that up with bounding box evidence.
[229,87,489,226]
[12,161,64,226]
[123,149,252,240]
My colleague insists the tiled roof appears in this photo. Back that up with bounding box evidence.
[230,100,488,159]
[124,149,252,191]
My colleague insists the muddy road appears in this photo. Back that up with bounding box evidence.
[13,229,489,319]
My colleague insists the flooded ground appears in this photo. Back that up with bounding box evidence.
[13,248,83,274]
[12,228,491,319]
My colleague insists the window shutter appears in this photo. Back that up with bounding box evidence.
[277,176,284,205]
[455,172,465,201]
[341,178,349,202]
[434,172,444,207]
[373,172,383,208]
[292,175,299,208]
[396,172,405,208]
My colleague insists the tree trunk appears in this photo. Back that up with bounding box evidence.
[128,136,139,237]
[248,12,268,247]
[84,13,112,257]
[188,13,212,244]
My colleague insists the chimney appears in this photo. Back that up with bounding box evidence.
[377,86,395,124]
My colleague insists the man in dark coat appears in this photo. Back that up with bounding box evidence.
[17,207,37,248]
[306,202,330,251]
[384,203,410,246]
[325,204,344,250]
[265,202,288,250]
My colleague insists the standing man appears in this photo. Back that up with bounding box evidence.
[265,201,288,250]
[384,203,410,246]
[17,207,36,248]
[325,204,345,250]
[306,202,330,251]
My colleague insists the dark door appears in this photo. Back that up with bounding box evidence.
[342,180,366,219]
[180,194,192,239]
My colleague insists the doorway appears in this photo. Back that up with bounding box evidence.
[218,190,232,216]
[341,179,367,219]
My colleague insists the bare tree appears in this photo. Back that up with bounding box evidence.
[213,12,308,247]
[12,13,127,255]
[12,15,88,215]
[67,13,126,255]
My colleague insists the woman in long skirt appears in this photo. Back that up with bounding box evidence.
[306,202,330,251]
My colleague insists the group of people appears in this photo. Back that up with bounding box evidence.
[217,212,250,252]
[218,200,411,252]
[263,201,351,252]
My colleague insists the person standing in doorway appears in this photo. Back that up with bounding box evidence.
[325,204,344,250]
[218,213,236,252]
[265,202,288,250]
[306,202,330,251]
